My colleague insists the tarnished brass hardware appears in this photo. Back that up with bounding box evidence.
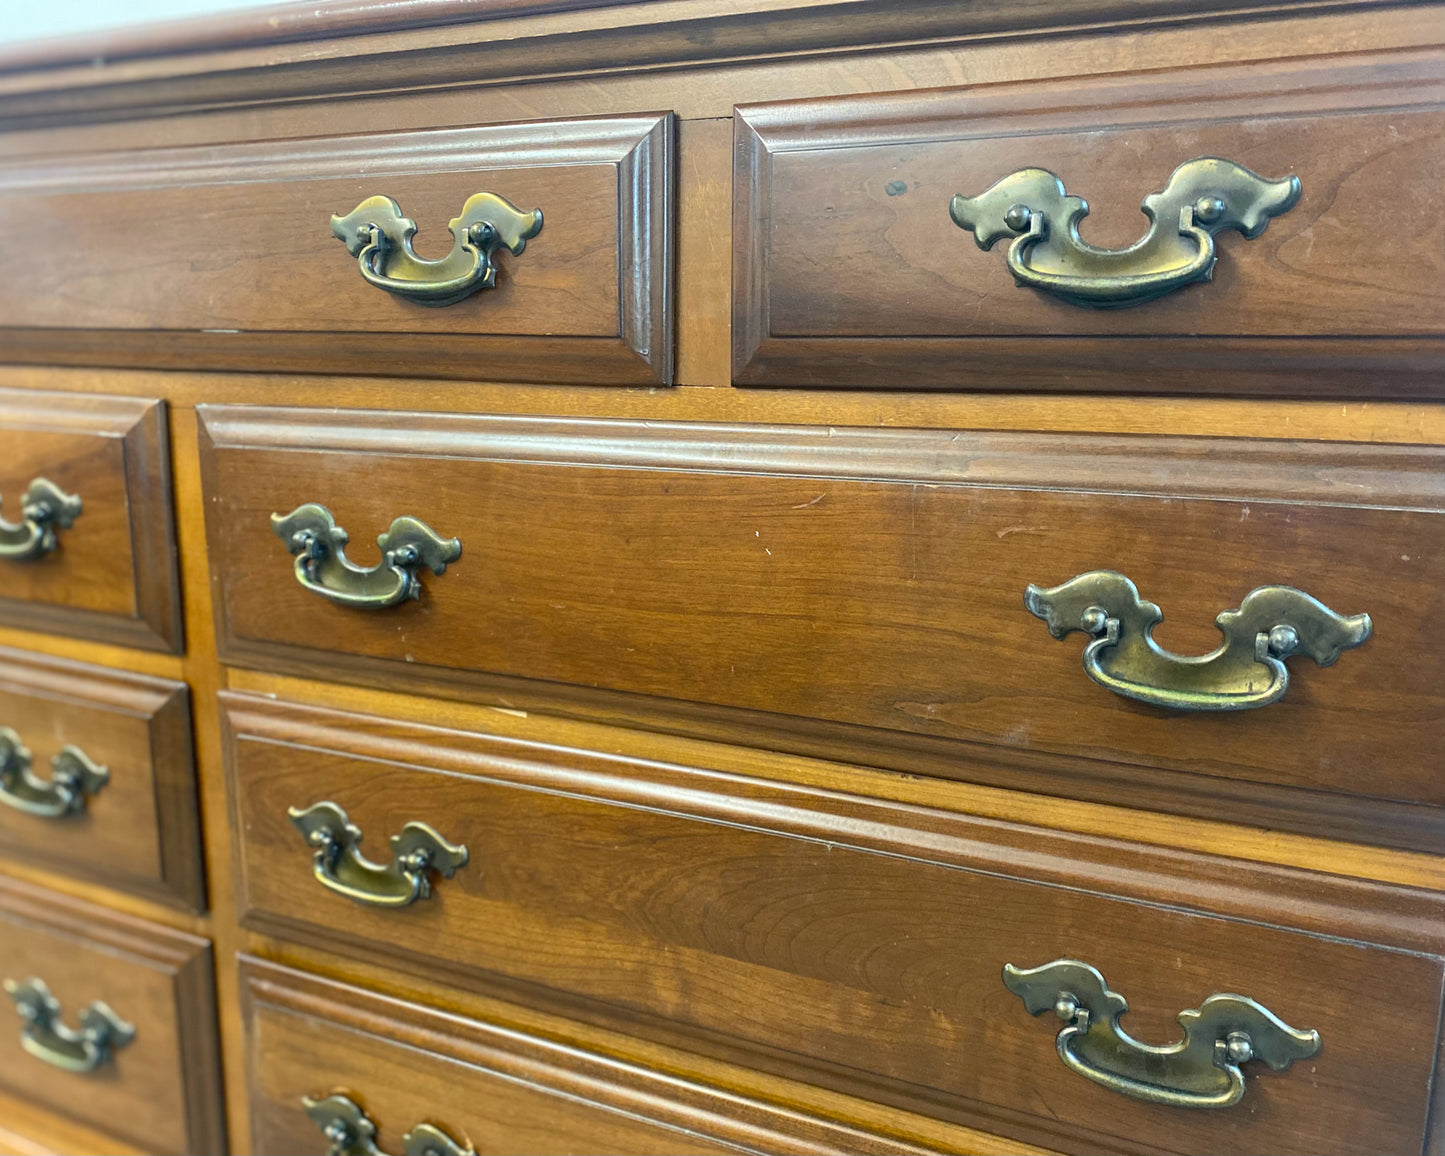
[4,977,134,1074]
[331,192,542,307]
[289,801,468,908]
[271,503,461,611]
[303,1094,474,1156]
[0,728,107,818]
[1004,960,1319,1108]
[0,478,81,561]
[949,157,1300,308]
[1024,570,1369,712]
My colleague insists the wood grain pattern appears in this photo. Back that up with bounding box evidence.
[222,692,1445,1156]
[735,46,1445,394]
[240,955,970,1156]
[0,647,203,911]
[227,666,1445,894]
[0,876,224,1155]
[200,407,1445,852]
[0,0,1420,129]
[0,1088,144,1156]
[0,388,182,653]
[0,115,673,385]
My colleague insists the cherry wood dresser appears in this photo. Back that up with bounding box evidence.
[0,2,1442,1153]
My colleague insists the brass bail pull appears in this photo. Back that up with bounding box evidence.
[0,727,108,818]
[1003,960,1320,1108]
[950,157,1300,308]
[0,478,81,562]
[1024,570,1370,711]
[331,192,542,307]
[4,977,134,1074]
[303,1093,474,1156]
[288,801,468,908]
[270,503,461,611]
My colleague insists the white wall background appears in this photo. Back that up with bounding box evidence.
[0,1,267,46]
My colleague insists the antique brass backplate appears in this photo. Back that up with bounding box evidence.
[0,728,108,818]
[949,157,1300,307]
[271,503,461,610]
[4,977,134,1074]
[303,1094,473,1156]
[0,479,81,561]
[1025,570,1370,711]
[1004,960,1320,1108]
[331,192,542,307]
[289,801,469,908]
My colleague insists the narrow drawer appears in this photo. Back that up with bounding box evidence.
[0,388,180,652]
[0,115,672,385]
[241,955,952,1156]
[0,876,223,1155]
[734,48,1445,395]
[0,648,202,910]
[200,407,1445,852]
[224,693,1445,1156]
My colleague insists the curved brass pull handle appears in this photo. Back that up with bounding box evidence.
[289,801,468,908]
[4,977,134,1074]
[271,504,461,611]
[304,1094,473,1156]
[1025,570,1370,712]
[0,728,107,818]
[331,193,542,307]
[949,157,1300,308]
[0,478,81,561]
[1004,960,1319,1108]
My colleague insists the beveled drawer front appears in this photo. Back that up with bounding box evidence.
[200,407,1445,852]
[0,115,672,385]
[240,956,950,1156]
[0,388,181,652]
[0,648,202,910]
[0,876,223,1155]
[734,47,1445,394]
[224,693,1445,1156]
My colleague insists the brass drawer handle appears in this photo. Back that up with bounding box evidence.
[1004,960,1319,1108]
[331,193,542,307]
[1025,570,1369,712]
[289,801,468,908]
[0,478,81,562]
[271,503,461,611]
[949,157,1299,308]
[0,728,107,818]
[304,1094,473,1156]
[3,977,134,1074]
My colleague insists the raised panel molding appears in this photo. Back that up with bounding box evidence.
[0,646,203,911]
[0,388,182,653]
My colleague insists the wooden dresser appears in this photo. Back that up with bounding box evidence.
[0,2,1441,1153]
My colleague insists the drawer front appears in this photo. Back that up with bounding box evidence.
[241,956,949,1156]
[224,694,1445,1156]
[200,407,1445,853]
[0,389,180,652]
[0,877,223,1155]
[734,48,1445,394]
[0,115,672,385]
[0,648,202,910]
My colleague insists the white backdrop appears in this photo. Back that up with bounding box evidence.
[0,0,267,46]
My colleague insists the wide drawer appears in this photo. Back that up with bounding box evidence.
[0,388,181,652]
[0,114,672,385]
[224,693,1445,1156]
[200,407,1445,852]
[0,876,223,1155]
[240,955,956,1156]
[0,647,202,910]
[734,48,1445,394]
